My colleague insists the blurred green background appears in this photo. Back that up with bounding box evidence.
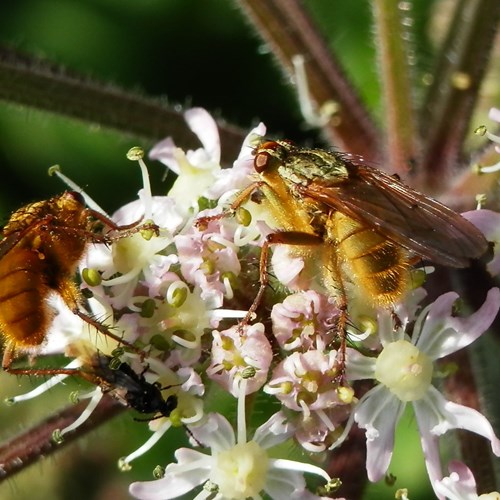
[0,0,478,498]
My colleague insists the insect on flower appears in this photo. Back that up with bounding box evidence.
[198,140,489,367]
[0,190,157,372]
[82,353,178,420]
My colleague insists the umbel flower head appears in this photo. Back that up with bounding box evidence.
[130,379,337,500]
[6,107,500,499]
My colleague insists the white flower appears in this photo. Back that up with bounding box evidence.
[434,461,500,499]
[149,108,222,213]
[129,380,334,500]
[345,288,500,498]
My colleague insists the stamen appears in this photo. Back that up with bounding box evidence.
[5,359,82,404]
[236,378,248,445]
[180,400,205,424]
[166,281,189,306]
[170,334,198,349]
[48,165,108,215]
[233,225,260,246]
[315,409,336,431]
[208,235,237,252]
[101,268,140,286]
[58,388,103,437]
[298,399,311,419]
[126,147,153,221]
[476,193,487,209]
[119,419,172,468]
[209,309,247,320]
[475,162,500,174]
[292,54,338,127]
[271,458,332,482]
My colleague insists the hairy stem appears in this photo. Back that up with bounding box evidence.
[0,395,124,482]
[419,0,500,192]
[235,0,380,159]
[0,47,246,165]
[372,0,418,176]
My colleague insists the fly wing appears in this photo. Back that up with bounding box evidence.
[300,165,488,267]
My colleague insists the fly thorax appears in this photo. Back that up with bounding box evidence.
[277,165,309,186]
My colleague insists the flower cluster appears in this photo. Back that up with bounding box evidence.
[7,107,500,499]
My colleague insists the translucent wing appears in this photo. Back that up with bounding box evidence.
[299,163,488,267]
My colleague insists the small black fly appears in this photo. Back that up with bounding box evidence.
[88,354,178,420]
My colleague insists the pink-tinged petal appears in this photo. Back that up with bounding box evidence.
[265,350,342,412]
[441,401,500,455]
[417,386,500,455]
[271,290,338,351]
[433,461,479,500]
[415,288,500,359]
[414,395,447,498]
[208,324,272,396]
[191,413,236,451]
[129,448,210,499]
[489,107,500,123]
[414,419,445,500]
[462,209,500,240]
[447,461,477,491]
[462,210,500,276]
[149,137,180,174]
[184,108,220,164]
[354,385,405,481]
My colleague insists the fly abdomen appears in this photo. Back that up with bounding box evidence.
[331,212,410,306]
[0,248,51,347]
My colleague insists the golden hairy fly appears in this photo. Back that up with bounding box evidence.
[0,191,156,371]
[251,139,487,307]
[197,139,488,371]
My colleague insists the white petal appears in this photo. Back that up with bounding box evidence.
[413,404,445,499]
[184,108,221,164]
[416,289,500,359]
[416,386,500,455]
[378,309,402,345]
[253,411,295,449]
[191,413,236,451]
[149,137,180,174]
[445,402,500,455]
[434,461,479,500]
[129,449,210,499]
[354,385,405,481]
[345,348,376,380]
[265,467,307,499]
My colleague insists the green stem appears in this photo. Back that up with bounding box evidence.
[372,0,418,176]
[0,47,246,165]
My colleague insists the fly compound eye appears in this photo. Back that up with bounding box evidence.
[254,150,272,173]
[253,141,282,174]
